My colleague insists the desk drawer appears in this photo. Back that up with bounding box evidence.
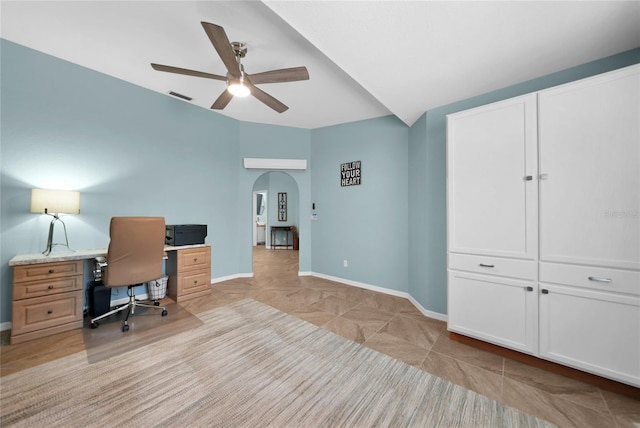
[178,269,211,295]
[13,275,83,300]
[11,290,83,336]
[13,261,84,283]
[177,247,210,271]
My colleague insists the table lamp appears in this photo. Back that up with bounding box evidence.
[30,188,80,255]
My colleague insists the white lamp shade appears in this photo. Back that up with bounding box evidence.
[31,189,80,214]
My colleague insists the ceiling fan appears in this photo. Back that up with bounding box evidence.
[151,22,309,113]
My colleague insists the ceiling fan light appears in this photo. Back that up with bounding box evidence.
[227,80,250,97]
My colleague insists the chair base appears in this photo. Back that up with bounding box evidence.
[90,285,167,332]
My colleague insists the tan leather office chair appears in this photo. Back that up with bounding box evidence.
[90,217,168,332]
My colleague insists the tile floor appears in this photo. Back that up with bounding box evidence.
[2,246,638,427]
[180,246,639,428]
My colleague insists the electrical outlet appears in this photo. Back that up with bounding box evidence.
[343,260,348,268]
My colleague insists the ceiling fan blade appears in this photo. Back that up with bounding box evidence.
[248,67,309,85]
[211,89,234,110]
[151,63,227,81]
[201,22,240,77]
[245,80,288,113]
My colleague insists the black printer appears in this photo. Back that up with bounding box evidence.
[165,224,208,246]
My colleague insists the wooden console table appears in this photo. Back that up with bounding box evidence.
[270,226,292,250]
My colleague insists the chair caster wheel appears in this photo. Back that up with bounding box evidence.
[122,324,129,332]
[90,322,99,329]
[162,309,168,316]
[154,301,159,306]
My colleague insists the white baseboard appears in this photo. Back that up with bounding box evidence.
[211,273,253,284]
[309,272,447,322]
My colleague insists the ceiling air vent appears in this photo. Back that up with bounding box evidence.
[169,91,192,101]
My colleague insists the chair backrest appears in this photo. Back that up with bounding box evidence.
[103,217,165,287]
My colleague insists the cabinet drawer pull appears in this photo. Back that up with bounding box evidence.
[47,310,53,314]
[479,263,495,268]
[526,286,533,292]
[48,285,54,290]
[541,289,549,294]
[588,276,612,284]
[193,258,198,262]
[48,269,55,274]
[524,175,533,181]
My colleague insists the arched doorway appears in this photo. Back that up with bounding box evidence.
[251,171,300,270]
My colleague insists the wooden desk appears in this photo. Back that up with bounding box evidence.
[8,244,211,344]
[270,226,292,250]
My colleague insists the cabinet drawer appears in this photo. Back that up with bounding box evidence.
[13,275,83,300]
[178,269,210,295]
[177,247,210,271]
[540,262,640,296]
[11,290,84,336]
[449,253,537,280]
[13,261,84,283]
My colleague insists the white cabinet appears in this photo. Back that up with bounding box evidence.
[446,64,640,387]
[448,271,538,354]
[447,93,538,260]
[539,283,640,386]
[535,65,640,387]
[538,65,640,270]
[447,93,539,355]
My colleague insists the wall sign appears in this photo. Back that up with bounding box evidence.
[278,192,287,221]
[341,160,362,187]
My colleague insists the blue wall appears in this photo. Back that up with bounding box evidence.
[1,37,638,325]
[310,116,409,292]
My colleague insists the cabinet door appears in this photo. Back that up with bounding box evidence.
[447,270,538,354]
[538,65,640,270]
[447,94,538,259]
[539,283,640,387]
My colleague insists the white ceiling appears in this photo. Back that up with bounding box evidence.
[2,1,639,129]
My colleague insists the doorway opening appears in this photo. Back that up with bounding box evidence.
[251,171,299,272]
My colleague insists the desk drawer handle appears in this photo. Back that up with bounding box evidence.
[48,285,54,290]
[193,258,198,262]
[479,263,495,268]
[48,269,55,274]
[588,276,612,284]
[47,310,53,314]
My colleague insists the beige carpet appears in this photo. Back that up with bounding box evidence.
[1,299,555,427]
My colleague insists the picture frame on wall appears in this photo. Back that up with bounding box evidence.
[278,192,287,222]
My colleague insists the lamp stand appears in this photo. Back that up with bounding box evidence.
[43,213,72,255]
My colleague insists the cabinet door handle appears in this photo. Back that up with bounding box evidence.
[48,285,54,290]
[48,269,55,274]
[524,175,533,181]
[193,258,198,262]
[541,289,549,294]
[479,263,495,268]
[526,286,533,292]
[47,310,53,314]
[588,276,612,284]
